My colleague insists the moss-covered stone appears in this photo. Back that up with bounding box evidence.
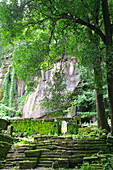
[10,117,79,136]
[107,135,113,144]
[83,156,98,162]
[19,160,37,169]
[89,164,103,169]
[47,145,57,150]
[52,161,59,168]
[0,118,9,130]
[24,150,41,157]
[0,141,11,160]
[0,134,13,143]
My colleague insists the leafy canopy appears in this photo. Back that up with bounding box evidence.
[0,0,112,89]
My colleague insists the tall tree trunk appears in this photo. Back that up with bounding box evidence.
[102,0,113,134]
[94,65,110,131]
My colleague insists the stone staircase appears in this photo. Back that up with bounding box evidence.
[34,136,110,168]
[4,143,36,168]
[2,135,112,169]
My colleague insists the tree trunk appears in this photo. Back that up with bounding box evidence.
[94,66,110,131]
[106,49,113,135]
[102,0,113,134]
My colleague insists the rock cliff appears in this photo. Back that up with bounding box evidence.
[0,59,80,118]
[22,60,80,118]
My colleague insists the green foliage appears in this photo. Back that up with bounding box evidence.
[72,65,109,114]
[78,112,96,118]
[74,66,96,112]
[40,70,69,117]
[0,0,112,132]
[0,66,28,117]
[0,0,112,87]
[81,155,113,170]
[10,118,79,136]
[11,119,58,135]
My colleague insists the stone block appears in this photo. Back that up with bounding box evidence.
[83,156,98,163]
[0,119,9,130]
[52,161,59,169]
[0,141,11,160]
[19,160,37,169]
[24,150,41,157]
[107,136,113,144]
[0,134,13,143]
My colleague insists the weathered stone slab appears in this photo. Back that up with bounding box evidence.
[0,134,13,143]
[0,118,9,130]
[24,149,41,157]
[0,141,11,160]
[107,135,113,144]
[83,156,98,162]
[19,160,37,169]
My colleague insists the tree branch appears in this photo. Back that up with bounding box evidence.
[48,21,57,43]
[48,0,58,12]
[24,18,48,26]
[20,0,34,10]
[37,12,106,44]
[60,13,106,44]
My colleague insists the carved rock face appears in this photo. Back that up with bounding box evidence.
[22,60,80,118]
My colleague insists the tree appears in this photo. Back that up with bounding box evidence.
[40,70,68,117]
[101,0,113,134]
[0,0,113,132]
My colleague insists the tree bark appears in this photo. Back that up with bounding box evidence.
[102,0,113,134]
[94,65,110,131]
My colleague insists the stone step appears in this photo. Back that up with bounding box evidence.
[70,153,92,158]
[0,165,4,169]
[6,153,25,158]
[74,139,106,144]
[40,157,69,162]
[36,146,57,150]
[5,165,14,168]
[71,150,101,154]
[5,162,17,167]
[8,149,25,153]
[19,160,37,169]
[39,160,53,164]
[38,163,52,167]
[42,151,68,156]
[6,157,24,161]
[69,158,83,168]
[41,154,69,158]
[36,144,108,151]
[89,164,103,169]
[24,157,38,161]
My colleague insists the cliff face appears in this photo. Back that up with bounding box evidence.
[0,59,80,118]
[22,60,80,118]
[0,60,10,100]
[0,60,25,99]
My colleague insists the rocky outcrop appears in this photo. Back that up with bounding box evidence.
[0,58,80,118]
[22,60,80,118]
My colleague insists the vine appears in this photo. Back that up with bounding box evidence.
[40,69,71,117]
[0,65,28,117]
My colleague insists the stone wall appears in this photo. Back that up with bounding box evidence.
[10,117,80,135]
